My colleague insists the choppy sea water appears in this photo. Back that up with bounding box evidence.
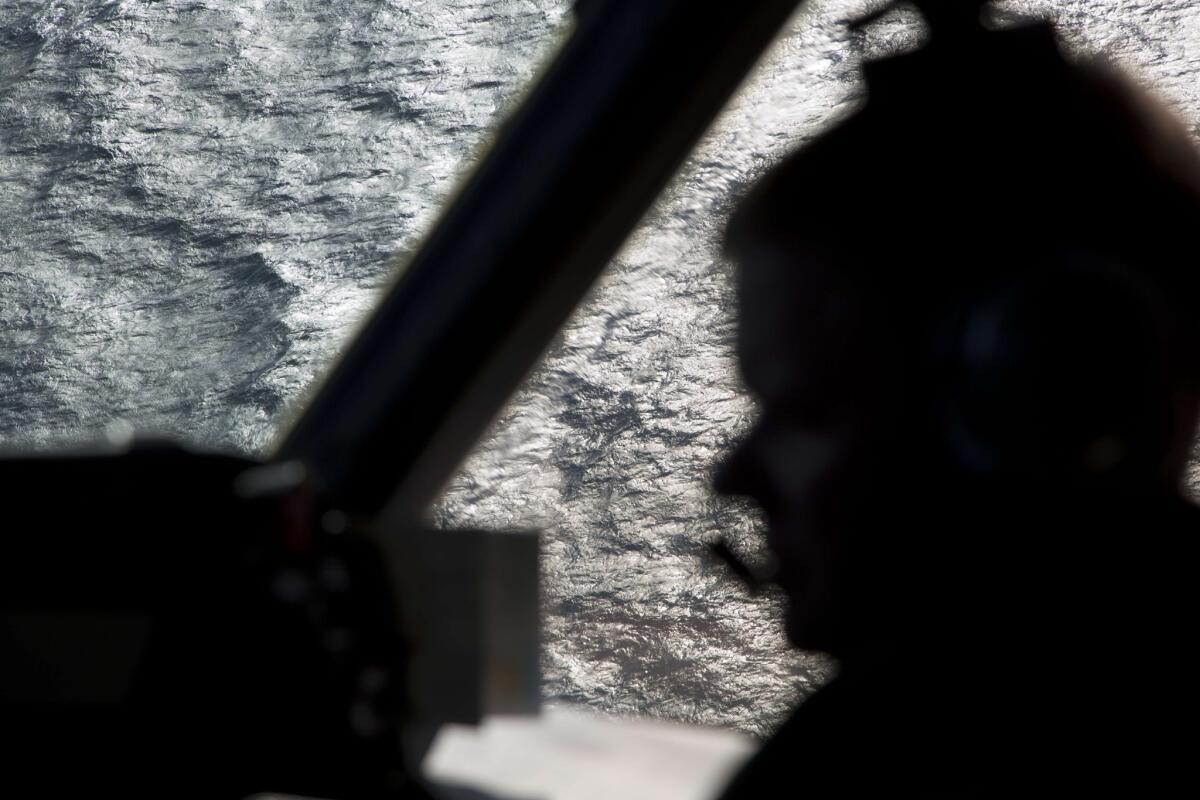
[3,0,1199,737]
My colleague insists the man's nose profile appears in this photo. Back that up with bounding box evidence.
[711,430,760,502]
[711,1,1200,796]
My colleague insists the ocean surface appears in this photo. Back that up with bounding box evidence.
[3,0,1199,737]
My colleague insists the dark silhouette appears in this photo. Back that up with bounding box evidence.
[713,2,1200,795]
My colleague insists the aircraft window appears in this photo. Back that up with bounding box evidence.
[3,0,1198,741]
[433,0,1200,736]
[0,0,572,452]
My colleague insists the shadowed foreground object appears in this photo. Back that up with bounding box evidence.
[0,445,420,797]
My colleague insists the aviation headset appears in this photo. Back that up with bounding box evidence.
[914,3,1196,487]
[733,0,1200,489]
[929,255,1183,486]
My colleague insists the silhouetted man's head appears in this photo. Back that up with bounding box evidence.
[714,20,1200,659]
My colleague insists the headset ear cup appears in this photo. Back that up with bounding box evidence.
[938,276,1052,479]
[938,261,1175,485]
[935,296,1005,476]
